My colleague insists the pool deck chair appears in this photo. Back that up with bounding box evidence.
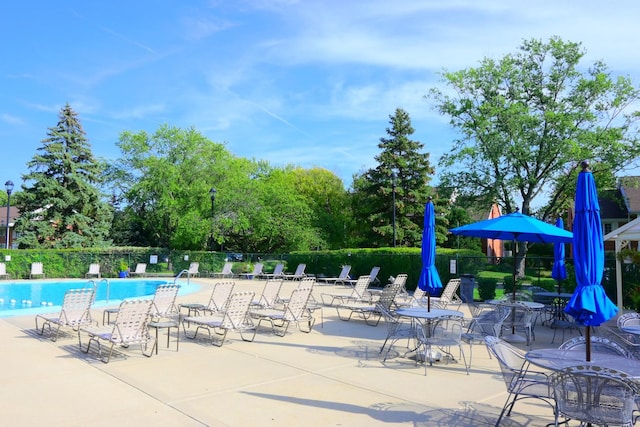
[85,263,101,278]
[188,262,200,278]
[0,262,10,279]
[210,262,234,278]
[251,286,315,336]
[283,264,306,280]
[79,299,155,363]
[182,291,256,346]
[239,263,263,280]
[36,287,96,341]
[30,262,45,279]
[259,263,285,279]
[317,265,351,286]
[129,263,147,277]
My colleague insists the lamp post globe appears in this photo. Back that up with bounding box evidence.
[4,180,14,250]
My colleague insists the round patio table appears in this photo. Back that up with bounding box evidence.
[525,348,640,378]
[621,325,640,335]
[395,307,463,320]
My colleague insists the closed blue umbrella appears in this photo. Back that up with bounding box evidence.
[417,198,442,311]
[565,162,618,361]
[551,217,568,293]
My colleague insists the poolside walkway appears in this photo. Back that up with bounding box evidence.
[1,278,575,426]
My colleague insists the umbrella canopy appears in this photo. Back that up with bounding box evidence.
[450,210,573,303]
[417,199,443,297]
[487,203,503,263]
[565,162,617,360]
[450,211,573,244]
[551,217,568,288]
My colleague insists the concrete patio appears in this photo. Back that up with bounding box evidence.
[0,278,574,426]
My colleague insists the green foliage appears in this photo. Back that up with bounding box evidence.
[350,108,436,248]
[15,104,113,248]
[431,36,640,222]
[477,277,497,301]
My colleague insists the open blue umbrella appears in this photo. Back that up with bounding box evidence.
[417,198,442,311]
[551,217,568,293]
[565,162,618,361]
[450,210,573,299]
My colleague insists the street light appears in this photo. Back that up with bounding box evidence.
[391,171,397,248]
[209,188,216,251]
[4,180,14,250]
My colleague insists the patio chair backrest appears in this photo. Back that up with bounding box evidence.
[472,305,510,337]
[271,263,284,276]
[368,266,380,284]
[377,280,403,311]
[559,335,629,357]
[337,265,351,279]
[188,262,199,275]
[351,275,371,299]
[258,279,283,307]
[208,281,235,312]
[221,262,233,275]
[439,278,461,302]
[393,274,408,288]
[550,365,637,426]
[618,312,640,329]
[284,287,313,321]
[87,263,100,275]
[31,262,44,276]
[151,284,180,318]
[291,264,306,277]
[60,287,95,327]
[134,263,147,274]
[252,263,264,275]
[221,291,255,329]
[484,336,528,389]
[110,299,154,343]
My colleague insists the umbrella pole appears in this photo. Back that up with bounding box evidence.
[511,239,517,334]
[427,293,430,311]
[586,326,591,362]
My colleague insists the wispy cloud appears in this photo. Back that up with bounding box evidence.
[1,114,24,125]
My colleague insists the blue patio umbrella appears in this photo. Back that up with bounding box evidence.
[551,217,568,293]
[417,198,442,310]
[565,162,618,361]
[451,209,573,341]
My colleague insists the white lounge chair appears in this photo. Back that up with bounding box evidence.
[182,291,257,346]
[85,263,101,278]
[283,263,306,280]
[252,279,284,308]
[317,265,351,286]
[251,286,315,336]
[129,263,147,278]
[36,287,96,341]
[0,262,10,279]
[260,263,285,279]
[239,263,263,280]
[179,281,235,316]
[187,262,200,277]
[430,278,462,308]
[210,262,234,278]
[79,298,155,363]
[321,275,371,306]
[30,262,45,279]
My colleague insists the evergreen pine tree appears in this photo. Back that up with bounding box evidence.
[351,108,435,247]
[15,104,112,248]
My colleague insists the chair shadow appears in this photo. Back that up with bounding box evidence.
[242,392,541,426]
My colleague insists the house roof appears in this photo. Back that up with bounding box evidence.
[599,189,628,219]
[604,215,640,241]
[619,176,640,214]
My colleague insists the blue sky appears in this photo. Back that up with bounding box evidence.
[3,0,640,191]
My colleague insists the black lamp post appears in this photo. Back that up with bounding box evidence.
[391,171,397,247]
[4,180,13,250]
[209,188,216,251]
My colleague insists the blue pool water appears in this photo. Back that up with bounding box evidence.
[0,278,199,317]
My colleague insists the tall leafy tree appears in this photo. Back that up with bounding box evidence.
[351,108,436,247]
[15,104,112,248]
[431,37,640,219]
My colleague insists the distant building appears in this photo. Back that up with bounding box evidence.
[0,206,19,249]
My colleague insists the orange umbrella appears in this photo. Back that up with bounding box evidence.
[487,203,503,263]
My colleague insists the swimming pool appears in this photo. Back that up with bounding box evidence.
[0,278,200,317]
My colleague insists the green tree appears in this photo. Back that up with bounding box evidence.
[292,167,351,249]
[351,108,436,247]
[431,37,640,220]
[15,104,112,248]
